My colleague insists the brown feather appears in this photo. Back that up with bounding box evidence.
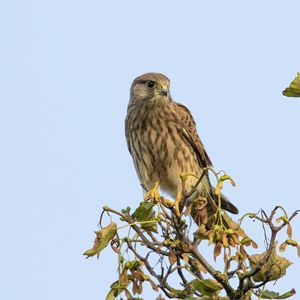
[125,72,238,217]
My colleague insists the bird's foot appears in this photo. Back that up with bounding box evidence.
[174,191,183,217]
[144,181,160,203]
[144,183,183,216]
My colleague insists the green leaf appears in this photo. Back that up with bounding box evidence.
[105,289,116,300]
[253,288,296,299]
[249,244,293,282]
[132,202,158,232]
[132,202,154,220]
[190,279,223,296]
[105,281,129,300]
[83,222,117,258]
[283,72,300,97]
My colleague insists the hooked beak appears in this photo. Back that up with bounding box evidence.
[159,89,168,97]
[157,85,169,97]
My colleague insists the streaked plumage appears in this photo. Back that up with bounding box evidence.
[125,73,238,218]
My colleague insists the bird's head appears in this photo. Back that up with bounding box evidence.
[130,73,170,103]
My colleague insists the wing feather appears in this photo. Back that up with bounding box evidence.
[175,102,212,168]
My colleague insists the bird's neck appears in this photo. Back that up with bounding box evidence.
[129,98,177,130]
[129,95,172,112]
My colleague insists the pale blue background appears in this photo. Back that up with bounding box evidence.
[0,1,299,299]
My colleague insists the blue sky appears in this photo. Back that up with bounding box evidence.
[0,1,300,299]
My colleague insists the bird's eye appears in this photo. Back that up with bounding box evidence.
[146,81,155,88]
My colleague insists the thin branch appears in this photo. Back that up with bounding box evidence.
[127,241,175,298]
[241,226,277,280]
[103,207,170,256]
[277,210,300,231]
[176,256,188,285]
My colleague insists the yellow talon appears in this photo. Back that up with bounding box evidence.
[144,181,160,203]
[144,183,183,216]
[175,191,182,216]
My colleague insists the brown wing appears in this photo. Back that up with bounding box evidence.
[125,116,132,155]
[175,102,239,214]
[175,102,213,168]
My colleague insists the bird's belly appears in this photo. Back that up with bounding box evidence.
[158,158,201,199]
[130,123,201,199]
[149,131,201,199]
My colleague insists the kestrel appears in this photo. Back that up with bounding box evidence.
[125,73,238,221]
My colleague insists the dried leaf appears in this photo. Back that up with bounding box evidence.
[193,205,208,225]
[120,269,129,286]
[132,278,143,295]
[279,242,287,253]
[222,233,229,247]
[240,245,248,260]
[213,242,222,261]
[227,246,231,257]
[297,245,300,257]
[251,239,258,249]
[253,288,296,299]
[240,236,258,249]
[83,222,117,258]
[195,196,207,210]
[201,208,208,224]
[132,280,139,295]
[110,238,120,254]
[169,248,177,265]
[241,261,247,272]
[228,236,237,247]
[208,229,215,241]
[240,237,251,247]
[182,253,189,265]
[137,280,143,294]
[287,223,292,239]
[231,234,240,245]
[249,245,293,282]
[223,247,229,263]
[133,270,144,281]
[148,278,159,292]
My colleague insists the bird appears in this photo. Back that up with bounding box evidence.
[125,72,238,224]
